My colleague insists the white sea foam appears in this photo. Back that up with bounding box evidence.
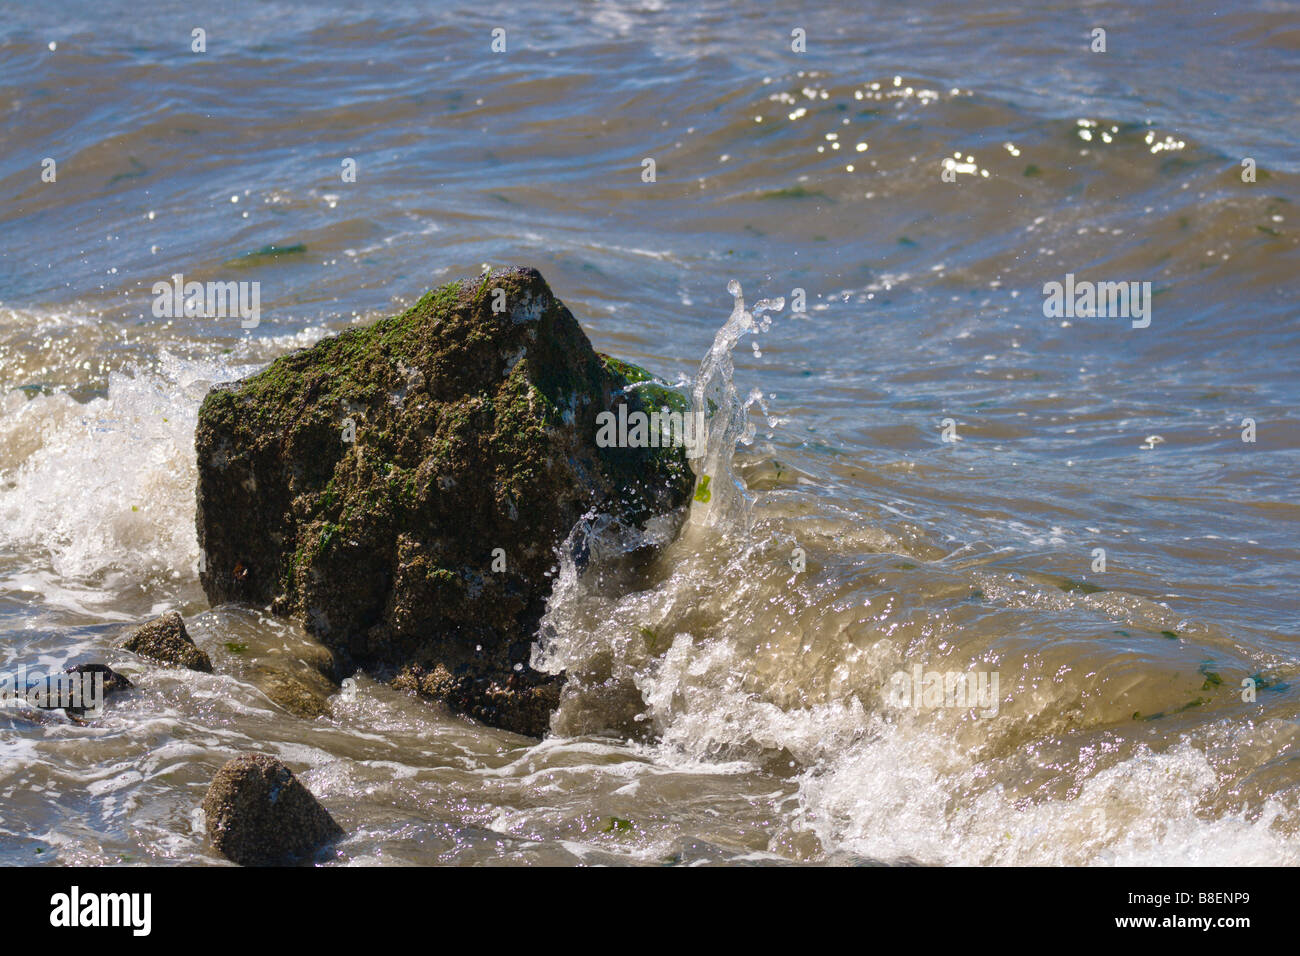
[0,351,236,588]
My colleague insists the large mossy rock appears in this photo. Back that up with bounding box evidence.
[195,267,692,736]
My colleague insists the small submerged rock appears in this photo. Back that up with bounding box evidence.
[250,666,333,719]
[30,663,135,722]
[202,754,344,866]
[119,611,212,672]
[200,607,342,719]
[64,662,134,705]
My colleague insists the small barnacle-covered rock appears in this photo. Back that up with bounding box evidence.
[195,267,693,736]
[202,754,343,866]
[119,611,212,672]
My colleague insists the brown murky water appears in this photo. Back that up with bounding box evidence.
[1,0,1298,865]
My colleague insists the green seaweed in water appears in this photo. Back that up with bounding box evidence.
[229,243,308,266]
[1059,578,1105,595]
[1198,662,1223,690]
[639,626,668,655]
[1135,697,1208,721]
[758,186,830,201]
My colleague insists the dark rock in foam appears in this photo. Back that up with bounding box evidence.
[195,268,693,736]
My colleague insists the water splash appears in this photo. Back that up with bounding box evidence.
[688,279,784,532]
[0,352,234,593]
[533,279,788,736]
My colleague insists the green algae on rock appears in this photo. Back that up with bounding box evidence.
[195,267,693,736]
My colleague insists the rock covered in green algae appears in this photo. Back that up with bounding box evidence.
[202,754,343,866]
[118,611,212,672]
[195,267,693,736]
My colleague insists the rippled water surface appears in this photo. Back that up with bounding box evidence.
[1,0,1298,865]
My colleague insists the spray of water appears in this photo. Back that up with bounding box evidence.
[532,279,789,738]
[687,279,784,533]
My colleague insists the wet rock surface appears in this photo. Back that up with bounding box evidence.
[28,663,136,722]
[202,753,344,866]
[195,267,693,736]
[250,665,333,719]
[119,611,212,672]
[190,606,341,720]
